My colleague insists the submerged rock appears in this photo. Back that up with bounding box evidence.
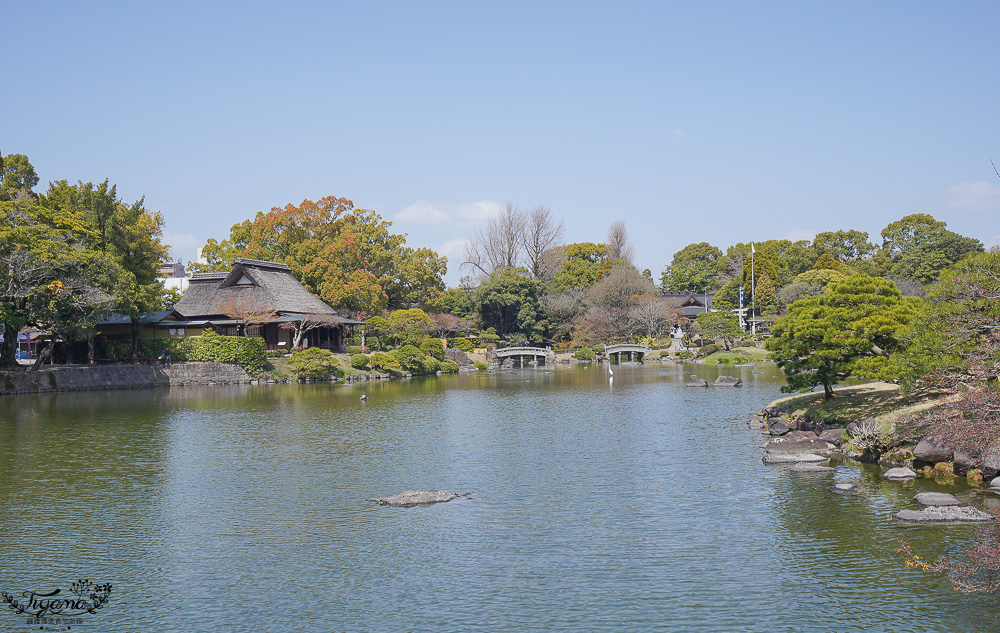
[894,506,993,523]
[714,375,742,387]
[686,378,709,388]
[883,467,917,480]
[913,492,960,507]
[368,490,466,506]
[789,462,835,473]
[832,483,858,493]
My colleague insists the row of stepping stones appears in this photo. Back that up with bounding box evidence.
[883,468,995,523]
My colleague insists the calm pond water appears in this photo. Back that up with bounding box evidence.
[0,363,997,632]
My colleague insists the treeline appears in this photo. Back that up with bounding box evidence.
[0,153,169,367]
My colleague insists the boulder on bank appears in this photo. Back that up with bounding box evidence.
[445,348,472,366]
[747,415,767,430]
[368,490,466,506]
[991,477,1000,490]
[819,428,845,445]
[913,492,960,507]
[954,445,982,472]
[895,506,993,523]
[784,430,819,441]
[686,378,709,388]
[913,434,955,463]
[982,446,1000,479]
[883,467,917,480]
[768,421,791,436]
[714,375,742,387]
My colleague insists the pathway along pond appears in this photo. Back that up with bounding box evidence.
[0,364,997,632]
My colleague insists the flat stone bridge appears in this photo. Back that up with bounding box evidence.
[604,343,651,364]
[492,346,555,367]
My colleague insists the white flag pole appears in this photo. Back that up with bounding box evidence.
[750,243,756,337]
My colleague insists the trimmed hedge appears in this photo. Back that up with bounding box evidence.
[447,337,475,352]
[440,359,460,373]
[347,345,364,355]
[179,331,267,375]
[351,353,370,370]
[370,352,402,374]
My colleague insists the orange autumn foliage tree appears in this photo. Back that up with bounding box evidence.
[195,196,446,315]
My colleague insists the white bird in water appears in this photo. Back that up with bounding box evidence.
[608,366,614,378]
[360,394,368,401]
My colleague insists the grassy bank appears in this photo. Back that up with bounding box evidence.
[705,346,773,364]
[765,381,949,426]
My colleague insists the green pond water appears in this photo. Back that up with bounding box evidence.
[0,363,996,632]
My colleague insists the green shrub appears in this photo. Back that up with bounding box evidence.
[658,350,672,359]
[347,345,364,355]
[412,356,441,375]
[388,345,425,372]
[351,353,370,370]
[474,361,488,371]
[95,338,185,361]
[700,343,722,357]
[678,350,693,360]
[574,347,596,361]
[175,331,267,374]
[447,337,475,352]
[478,328,500,344]
[366,336,382,351]
[420,337,446,361]
[288,347,340,379]
[440,359,460,373]
[370,352,402,374]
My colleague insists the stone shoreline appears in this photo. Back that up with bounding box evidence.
[749,398,1000,523]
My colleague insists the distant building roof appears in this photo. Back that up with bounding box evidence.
[174,258,341,321]
[659,290,716,318]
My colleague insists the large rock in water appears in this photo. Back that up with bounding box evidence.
[763,452,828,464]
[368,490,465,506]
[714,375,742,387]
[913,434,955,463]
[914,492,960,507]
[768,421,791,436]
[883,467,917,480]
[762,436,830,454]
[895,506,993,523]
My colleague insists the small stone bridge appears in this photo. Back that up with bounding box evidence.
[492,346,555,367]
[604,343,651,363]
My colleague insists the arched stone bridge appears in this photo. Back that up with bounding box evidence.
[604,343,651,363]
[492,346,555,367]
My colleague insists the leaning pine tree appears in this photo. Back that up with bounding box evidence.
[766,274,918,399]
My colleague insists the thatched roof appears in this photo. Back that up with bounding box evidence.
[175,258,339,320]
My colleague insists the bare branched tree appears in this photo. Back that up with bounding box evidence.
[279,313,342,348]
[628,296,681,339]
[605,221,636,264]
[220,294,278,336]
[521,205,565,279]
[463,202,526,276]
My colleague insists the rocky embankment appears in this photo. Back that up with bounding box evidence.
[749,403,999,524]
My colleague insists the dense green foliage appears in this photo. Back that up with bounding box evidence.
[439,359,460,373]
[694,311,742,350]
[660,242,723,291]
[180,331,267,375]
[419,337,445,360]
[447,337,475,352]
[350,353,370,370]
[574,347,596,360]
[288,346,340,379]
[767,275,916,399]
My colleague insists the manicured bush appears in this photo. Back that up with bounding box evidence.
[351,353,370,370]
[176,331,267,374]
[420,337,446,361]
[440,359,460,373]
[347,345,364,355]
[474,361,488,371]
[412,356,441,375]
[447,337,475,352]
[678,350,693,360]
[369,352,402,374]
[389,345,425,372]
[288,347,340,379]
[95,338,185,361]
[658,350,672,359]
[574,347,596,361]
[366,336,382,351]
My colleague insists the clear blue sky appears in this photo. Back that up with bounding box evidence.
[5,1,999,285]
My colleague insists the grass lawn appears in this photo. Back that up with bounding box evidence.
[705,346,773,364]
[767,381,949,426]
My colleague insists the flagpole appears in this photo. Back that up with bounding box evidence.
[750,243,756,337]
